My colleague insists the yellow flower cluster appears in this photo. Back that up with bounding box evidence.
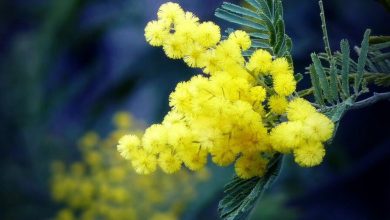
[118,2,334,179]
[51,112,208,220]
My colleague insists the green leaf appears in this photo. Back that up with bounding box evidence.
[218,154,283,220]
[251,39,271,49]
[216,0,290,58]
[368,41,390,51]
[215,9,267,31]
[275,0,283,20]
[311,53,333,103]
[340,39,351,98]
[244,0,262,9]
[256,0,272,18]
[294,73,303,82]
[309,64,325,105]
[221,2,260,20]
[274,17,285,55]
[248,32,270,40]
[371,52,390,62]
[256,11,276,46]
[329,58,339,102]
[354,29,371,94]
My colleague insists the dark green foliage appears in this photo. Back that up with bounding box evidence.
[218,154,283,220]
[340,40,351,97]
[215,0,291,60]
[354,30,371,94]
[307,30,390,114]
[305,1,390,137]
[307,14,373,110]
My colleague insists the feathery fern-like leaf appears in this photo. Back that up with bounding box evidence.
[311,53,333,103]
[329,58,339,102]
[354,29,371,94]
[215,0,290,58]
[340,39,351,97]
[218,154,283,220]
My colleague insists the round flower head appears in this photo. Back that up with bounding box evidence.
[169,81,192,112]
[157,2,185,26]
[196,21,221,48]
[228,30,251,51]
[210,146,237,166]
[182,148,208,171]
[268,95,288,115]
[113,112,133,129]
[301,112,334,142]
[182,12,200,24]
[131,149,157,175]
[273,72,296,96]
[175,18,199,46]
[246,49,273,75]
[287,98,317,121]
[215,39,244,66]
[201,49,221,74]
[163,34,186,59]
[183,43,206,68]
[270,121,304,153]
[142,124,169,154]
[144,20,169,46]
[117,135,140,159]
[249,86,267,103]
[234,155,267,179]
[270,57,292,76]
[294,142,325,167]
[158,150,182,174]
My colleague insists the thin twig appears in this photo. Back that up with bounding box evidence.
[319,0,332,59]
[350,92,390,110]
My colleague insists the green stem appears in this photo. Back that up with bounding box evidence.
[319,0,332,60]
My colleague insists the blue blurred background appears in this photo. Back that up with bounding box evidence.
[0,0,389,219]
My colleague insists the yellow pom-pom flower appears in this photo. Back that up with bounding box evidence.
[181,148,208,171]
[273,72,296,96]
[158,150,182,174]
[287,98,317,121]
[196,21,221,48]
[131,149,157,175]
[301,112,335,142]
[270,121,304,153]
[294,141,325,167]
[210,146,237,166]
[234,155,267,179]
[157,2,185,25]
[249,86,267,103]
[246,49,273,75]
[215,39,244,66]
[144,20,169,46]
[268,95,288,114]
[270,57,292,76]
[142,124,168,154]
[117,134,140,159]
[163,34,186,59]
[228,30,251,51]
[183,43,206,68]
